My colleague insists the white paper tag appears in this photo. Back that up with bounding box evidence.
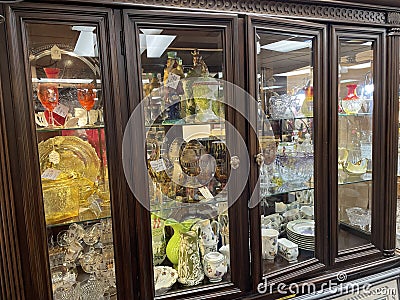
[48,150,60,164]
[199,186,214,200]
[53,103,69,118]
[150,159,167,172]
[51,45,62,60]
[165,73,180,90]
[360,144,372,160]
[41,168,61,180]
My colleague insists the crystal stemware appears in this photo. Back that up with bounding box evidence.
[77,83,97,126]
[37,68,60,128]
[83,224,102,246]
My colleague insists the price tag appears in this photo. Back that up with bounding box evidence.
[165,73,181,90]
[360,143,372,160]
[199,186,214,200]
[51,45,61,60]
[48,150,60,164]
[53,103,69,118]
[41,168,61,180]
[150,159,167,172]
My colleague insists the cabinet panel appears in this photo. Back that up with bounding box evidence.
[26,21,118,299]
[331,26,386,260]
[122,10,249,299]
[2,4,137,299]
[256,29,316,272]
[247,16,328,288]
[337,38,374,250]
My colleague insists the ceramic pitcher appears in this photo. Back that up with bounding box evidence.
[196,219,220,244]
[177,230,204,286]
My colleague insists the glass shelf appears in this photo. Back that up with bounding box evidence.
[264,183,314,198]
[146,120,224,127]
[339,221,371,238]
[268,115,314,122]
[36,125,105,132]
[150,196,228,215]
[46,215,112,229]
[338,112,372,117]
[261,178,371,199]
[339,177,372,185]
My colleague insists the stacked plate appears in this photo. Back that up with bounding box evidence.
[286,220,315,251]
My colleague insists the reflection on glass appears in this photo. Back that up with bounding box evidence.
[256,30,315,274]
[337,39,373,251]
[139,27,230,295]
[27,23,117,298]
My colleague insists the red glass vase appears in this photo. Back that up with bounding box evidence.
[343,84,359,101]
[341,84,362,114]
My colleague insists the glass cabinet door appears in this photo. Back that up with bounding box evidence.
[26,23,117,299]
[255,29,316,273]
[140,27,230,295]
[336,38,374,251]
[122,12,248,298]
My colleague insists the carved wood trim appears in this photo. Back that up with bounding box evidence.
[384,29,400,257]
[0,24,25,300]
[389,27,400,36]
[123,0,387,24]
[388,12,400,25]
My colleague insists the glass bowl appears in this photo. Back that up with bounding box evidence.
[269,94,294,119]
[341,99,363,114]
[346,207,371,231]
[276,152,314,191]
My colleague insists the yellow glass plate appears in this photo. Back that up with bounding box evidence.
[38,136,100,182]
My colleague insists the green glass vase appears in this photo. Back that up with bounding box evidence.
[165,219,197,267]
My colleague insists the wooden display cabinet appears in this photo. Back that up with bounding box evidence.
[1,1,400,300]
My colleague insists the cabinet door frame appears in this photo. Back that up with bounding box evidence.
[2,3,137,299]
[245,15,329,288]
[122,9,252,299]
[329,25,388,266]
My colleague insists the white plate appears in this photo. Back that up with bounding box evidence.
[287,220,315,237]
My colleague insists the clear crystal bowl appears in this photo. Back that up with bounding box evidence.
[269,94,294,119]
[277,152,313,191]
[341,99,363,114]
[346,207,371,231]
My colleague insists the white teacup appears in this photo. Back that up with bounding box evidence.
[263,213,284,226]
[300,206,314,220]
[275,202,287,213]
[283,209,301,222]
[262,221,280,231]
[287,201,301,210]
[261,229,279,260]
